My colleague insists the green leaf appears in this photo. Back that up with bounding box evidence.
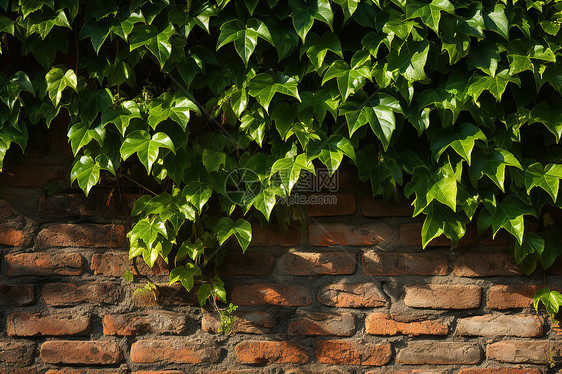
[525,163,562,201]
[120,130,176,173]
[467,41,501,77]
[322,58,371,100]
[270,153,315,193]
[0,71,35,110]
[470,149,522,191]
[217,18,273,66]
[45,68,78,106]
[129,23,175,67]
[67,122,105,156]
[486,195,535,245]
[198,283,212,307]
[289,0,333,42]
[252,186,281,220]
[212,217,252,252]
[468,70,521,101]
[101,101,141,136]
[79,19,112,54]
[169,263,202,291]
[248,72,300,112]
[484,4,509,39]
[513,233,544,272]
[70,155,100,196]
[387,40,430,82]
[405,0,455,34]
[176,239,205,262]
[302,31,343,70]
[147,93,200,129]
[430,123,487,165]
[317,135,356,175]
[529,101,562,142]
[182,181,213,212]
[421,202,467,248]
[202,149,226,173]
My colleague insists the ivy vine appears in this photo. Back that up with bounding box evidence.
[2,0,562,315]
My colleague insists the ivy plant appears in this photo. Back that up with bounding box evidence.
[2,0,562,312]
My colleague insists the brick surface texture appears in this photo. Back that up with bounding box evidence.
[0,152,560,373]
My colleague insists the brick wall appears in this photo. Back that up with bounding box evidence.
[0,130,561,373]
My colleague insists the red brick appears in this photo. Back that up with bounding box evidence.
[38,193,95,216]
[0,165,69,187]
[232,284,312,306]
[453,252,522,277]
[7,312,90,336]
[0,200,18,219]
[132,371,184,374]
[456,314,543,337]
[487,285,544,310]
[130,339,219,364]
[404,284,481,309]
[365,369,446,374]
[40,340,122,364]
[309,222,393,246]
[306,193,355,216]
[36,224,125,248]
[397,342,481,364]
[250,225,300,247]
[360,196,413,217]
[2,368,37,374]
[0,340,35,365]
[400,223,477,247]
[285,369,351,374]
[218,251,274,275]
[362,251,448,275]
[486,341,557,363]
[235,340,309,364]
[202,311,273,334]
[318,283,387,307]
[0,224,26,246]
[46,369,125,374]
[41,282,120,306]
[200,371,256,374]
[103,312,187,335]
[479,229,513,246]
[0,284,34,306]
[131,283,197,307]
[91,252,169,276]
[458,369,542,374]
[288,312,355,336]
[6,253,83,277]
[315,340,391,365]
[365,313,448,336]
[282,251,356,275]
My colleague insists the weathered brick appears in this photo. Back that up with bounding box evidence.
[6,253,83,277]
[458,369,542,374]
[103,311,187,335]
[285,369,350,374]
[318,283,387,307]
[218,251,274,276]
[282,251,356,275]
[315,340,392,366]
[250,225,300,247]
[365,369,447,374]
[235,340,309,364]
[306,193,355,216]
[453,252,522,277]
[200,371,257,374]
[1,368,37,374]
[0,224,26,246]
[232,284,312,306]
[400,223,477,247]
[0,284,34,306]
[0,165,69,187]
[288,312,355,336]
[362,251,448,275]
[42,282,120,306]
[202,311,273,334]
[36,224,125,248]
[130,339,220,364]
[131,283,197,307]
[0,340,35,365]
[0,199,18,219]
[360,196,413,217]
[456,314,543,337]
[40,341,122,364]
[486,341,556,364]
[487,284,543,310]
[91,252,169,276]
[396,342,481,365]
[132,371,184,374]
[46,369,125,374]
[404,284,481,309]
[7,312,90,336]
[365,313,448,336]
[309,222,392,246]
[38,193,95,216]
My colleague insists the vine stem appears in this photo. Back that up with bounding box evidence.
[118,173,158,196]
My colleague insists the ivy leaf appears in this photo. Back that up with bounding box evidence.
[217,18,273,66]
[484,4,509,39]
[421,202,467,248]
[176,239,205,262]
[248,72,300,112]
[468,70,521,101]
[405,0,455,34]
[111,8,145,40]
[270,153,315,193]
[481,195,535,245]
[317,135,356,175]
[289,0,333,42]
[147,93,200,129]
[513,233,544,273]
[202,149,226,173]
[67,122,105,156]
[120,130,176,173]
[169,263,202,291]
[0,71,35,110]
[302,31,343,70]
[470,149,522,191]
[333,0,359,20]
[430,123,487,165]
[529,101,562,142]
[322,58,371,100]
[45,68,78,106]
[101,101,142,136]
[387,40,430,82]
[467,41,501,77]
[79,18,112,54]
[252,186,282,220]
[70,155,100,196]
[198,283,212,307]
[525,163,562,201]
[182,181,213,212]
[340,92,403,150]
[534,288,562,318]
[211,217,252,252]
[405,161,458,216]
[129,23,175,67]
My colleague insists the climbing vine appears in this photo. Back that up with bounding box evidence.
[2,0,562,315]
